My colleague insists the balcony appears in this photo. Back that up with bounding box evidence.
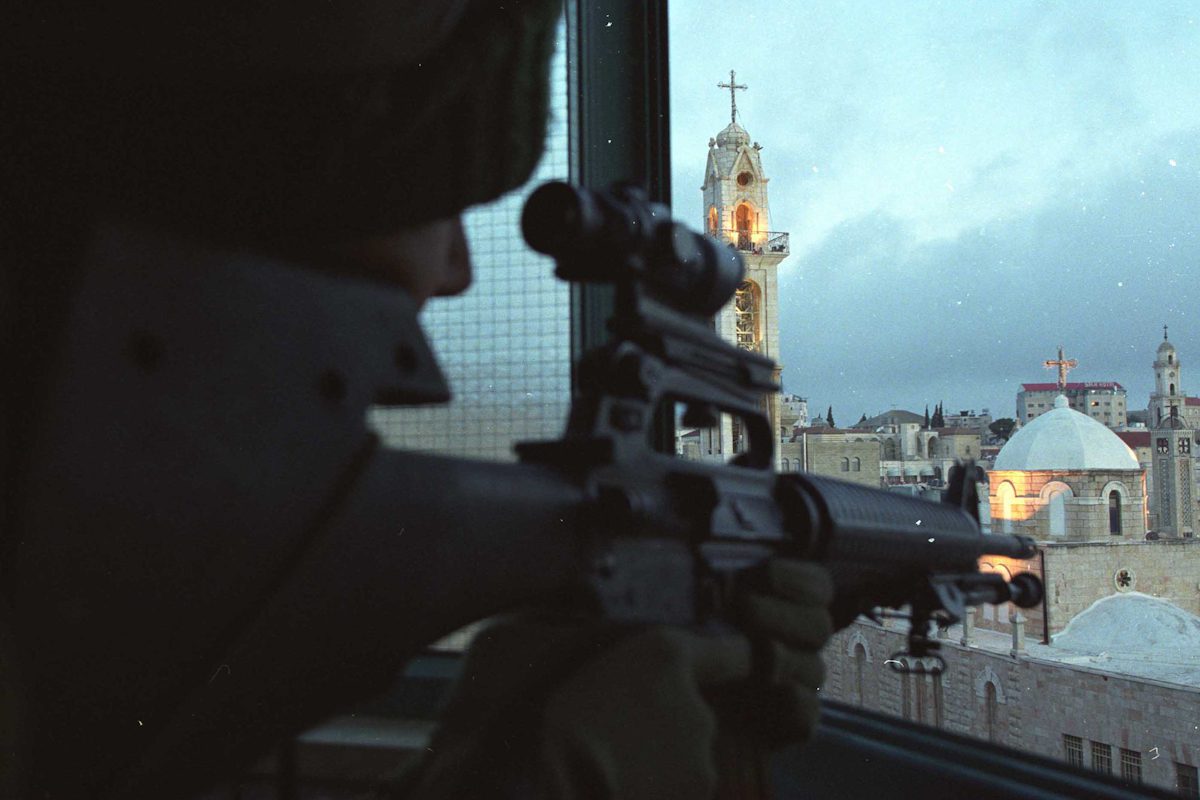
[707,228,790,256]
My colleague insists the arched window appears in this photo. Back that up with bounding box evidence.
[1040,481,1073,537]
[853,644,867,707]
[840,457,850,472]
[852,457,862,472]
[1171,383,1177,395]
[985,683,998,741]
[735,203,753,250]
[932,674,944,728]
[1049,491,1067,537]
[996,481,1016,534]
[1109,490,1122,535]
[707,206,718,234]
[782,457,790,471]
[733,281,761,351]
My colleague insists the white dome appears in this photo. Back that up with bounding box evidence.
[1054,593,1200,658]
[994,395,1139,471]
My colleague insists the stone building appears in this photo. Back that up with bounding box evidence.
[1017,381,1127,428]
[823,593,1200,795]
[692,72,791,467]
[980,394,1200,640]
[942,408,993,432]
[778,429,881,486]
[989,396,1147,544]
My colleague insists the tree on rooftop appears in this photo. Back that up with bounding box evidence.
[989,417,1017,441]
[931,402,945,428]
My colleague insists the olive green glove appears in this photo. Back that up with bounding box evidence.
[397,559,833,800]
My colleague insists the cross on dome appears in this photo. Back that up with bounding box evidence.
[1043,345,1078,390]
[717,69,747,124]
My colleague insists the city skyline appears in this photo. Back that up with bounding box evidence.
[670,2,1200,422]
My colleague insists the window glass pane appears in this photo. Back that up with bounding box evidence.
[367,29,570,462]
[671,3,1200,792]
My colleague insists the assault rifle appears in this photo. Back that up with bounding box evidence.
[515,181,1043,673]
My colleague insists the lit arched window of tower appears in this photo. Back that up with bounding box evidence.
[735,203,753,250]
[733,280,760,351]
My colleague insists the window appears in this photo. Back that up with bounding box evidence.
[369,23,570,461]
[852,456,861,472]
[1108,491,1122,535]
[1159,437,1170,454]
[782,457,790,470]
[985,683,998,743]
[1048,490,1067,537]
[1091,741,1112,775]
[1120,748,1142,783]
[1181,437,1192,454]
[1179,763,1199,798]
[841,457,850,472]
[1063,735,1084,768]
[853,644,867,707]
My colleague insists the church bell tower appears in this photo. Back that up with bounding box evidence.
[1150,327,1184,425]
[698,71,790,464]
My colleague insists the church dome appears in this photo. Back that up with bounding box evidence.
[715,121,751,149]
[1158,338,1176,356]
[1053,593,1200,659]
[994,395,1139,471]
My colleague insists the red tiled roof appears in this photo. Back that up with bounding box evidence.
[1186,397,1200,406]
[1020,382,1124,391]
[1115,431,1151,448]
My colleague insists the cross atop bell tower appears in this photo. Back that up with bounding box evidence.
[717,69,747,124]
[1043,345,1078,391]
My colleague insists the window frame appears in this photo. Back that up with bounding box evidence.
[574,4,1183,797]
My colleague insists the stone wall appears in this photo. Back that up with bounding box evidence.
[785,434,882,487]
[988,469,1147,542]
[824,621,1200,794]
[1042,540,1200,632]
[933,432,982,461]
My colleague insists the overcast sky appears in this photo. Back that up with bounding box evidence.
[670,2,1200,423]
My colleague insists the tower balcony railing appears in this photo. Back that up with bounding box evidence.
[707,228,790,256]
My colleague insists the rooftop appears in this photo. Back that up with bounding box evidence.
[1020,381,1124,392]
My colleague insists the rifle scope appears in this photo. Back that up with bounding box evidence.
[521,181,744,318]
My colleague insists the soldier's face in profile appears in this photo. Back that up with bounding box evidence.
[335,215,473,307]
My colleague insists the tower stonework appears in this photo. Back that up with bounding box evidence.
[1151,407,1195,538]
[697,72,790,465]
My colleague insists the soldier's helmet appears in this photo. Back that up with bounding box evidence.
[2,0,561,247]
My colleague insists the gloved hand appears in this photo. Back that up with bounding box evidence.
[396,559,833,800]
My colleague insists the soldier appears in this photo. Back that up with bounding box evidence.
[1,2,833,797]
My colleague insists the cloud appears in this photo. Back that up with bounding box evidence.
[780,129,1200,417]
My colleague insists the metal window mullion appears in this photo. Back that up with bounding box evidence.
[566,0,672,449]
